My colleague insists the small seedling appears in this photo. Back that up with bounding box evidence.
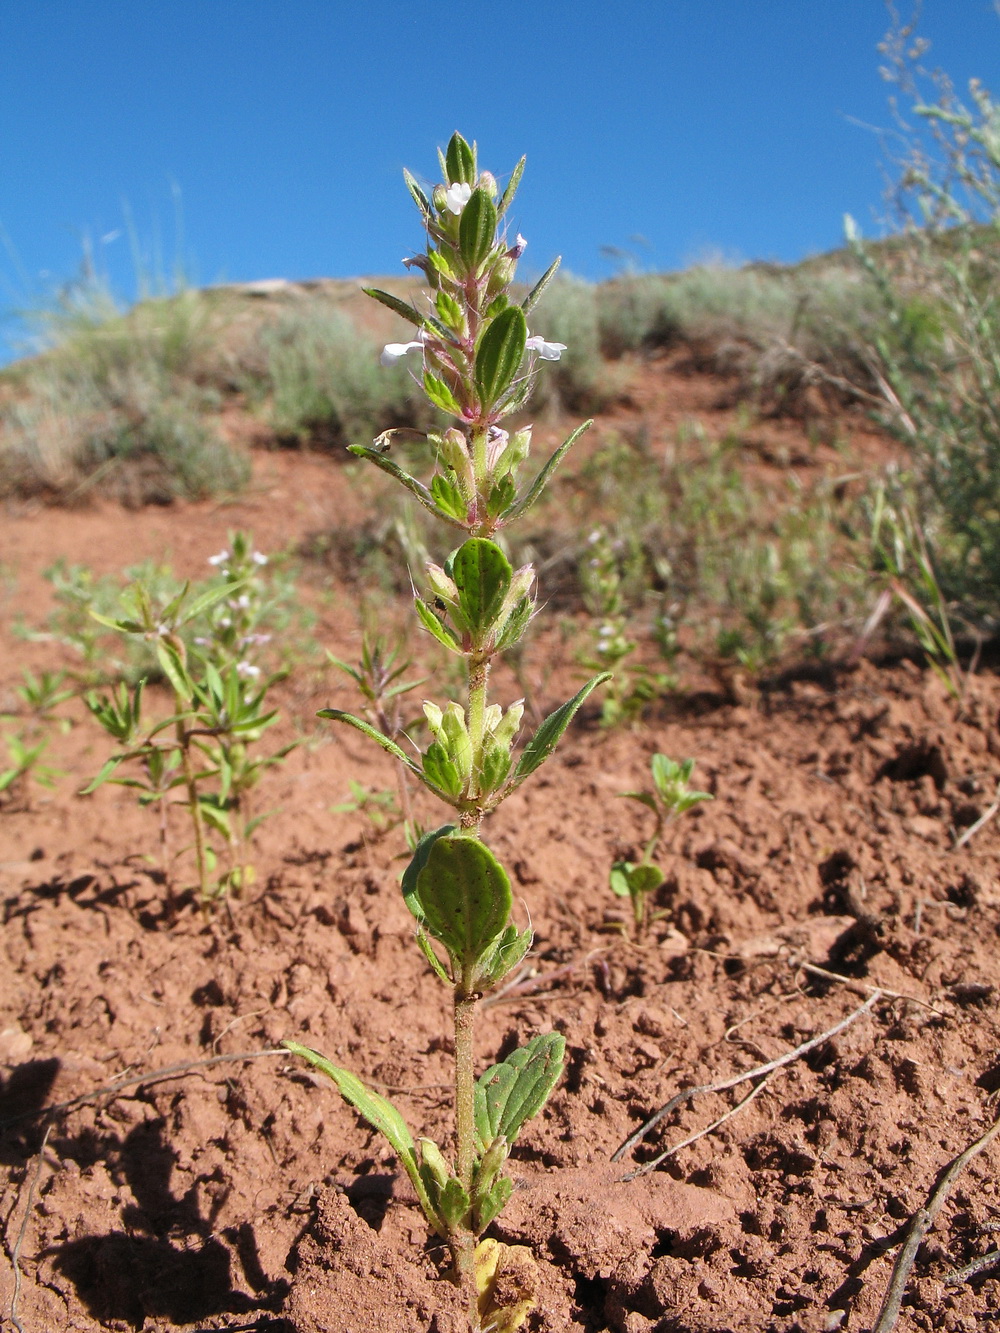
[283,133,609,1331]
[611,753,712,937]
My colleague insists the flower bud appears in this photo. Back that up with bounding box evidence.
[423,701,445,743]
[432,184,448,213]
[486,258,515,297]
[441,703,472,783]
[425,563,459,607]
[438,428,469,474]
[477,170,498,199]
[490,700,524,752]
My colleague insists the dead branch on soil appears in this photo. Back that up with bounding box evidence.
[6,1120,52,1333]
[0,1048,287,1130]
[872,1111,1000,1333]
[612,993,881,1178]
[797,962,949,1018]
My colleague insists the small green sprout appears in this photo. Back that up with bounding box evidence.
[611,753,712,938]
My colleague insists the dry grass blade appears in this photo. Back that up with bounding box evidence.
[872,1111,1000,1333]
[612,992,880,1166]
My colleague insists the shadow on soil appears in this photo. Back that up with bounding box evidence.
[47,1117,290,1328]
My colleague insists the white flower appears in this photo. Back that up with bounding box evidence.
[380,328,429,367]
[509,233,527,259]
[208,549,230,566]
[252,551,268,566]
[236,661,261,679]
[443,181,472,215]
[525,335,567,361]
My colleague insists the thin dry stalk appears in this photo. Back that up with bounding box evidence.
[619,1071,779,1182]
[953,781,1000,850]
[872,1111,1000,1333]
[797,962,948,1018]
[612,992,880,1167]
[0,1048,286,1131]
[7,1120,52,1333]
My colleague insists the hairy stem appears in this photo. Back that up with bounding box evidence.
[466,656,490,808]
[453,988,479,1323]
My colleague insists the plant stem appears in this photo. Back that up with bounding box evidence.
[176,712,211,908]
[453,987,479,1324]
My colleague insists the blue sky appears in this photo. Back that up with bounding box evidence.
[1,1,998,361]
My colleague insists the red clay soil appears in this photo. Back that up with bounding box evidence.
[2,369,1000,1333]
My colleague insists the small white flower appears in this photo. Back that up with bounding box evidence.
[525,335,567,361]
[509,233,527,259]
[233,594,251,610]
[236,661,261,679]
[208,549,230,566]
[380,328,429,367]
[443,181,472,215]
[252,551,268,566]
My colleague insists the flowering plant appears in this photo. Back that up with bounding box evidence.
[283,133,609,1331]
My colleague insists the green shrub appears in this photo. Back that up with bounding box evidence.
[258,300,433,446]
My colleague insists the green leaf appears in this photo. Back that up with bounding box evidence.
[459,188,497,273]
[416,834,512,970]
[180,580,240,627]
[445,131,476,186]
[401,823,457,921]
[416,926,452,983]
[475,306,527,408]
[317,708,419,774]
[486,473,517,520]
[437,1177,471,1229]
[611,860,664,899]
[430,472,468,521]
[496,156,525,219]
[423,370,463,416]
[521,255,561,316]
[423,742,464,798]
[502,421,592,523]
[80,755,127,795]
[476,924,532,991]
[348,446,466,528]
[402,168,432,222]
[475,1175,513,1232]
[414,598,463,653]
[282,1041,437,1227]
[156,640,193,702]
[512,673,612,784]
[452,539,512,638]
[480,743,512,794]
[363,287,424,327]
[474,1032,566,1152]
[494,596,533,652]
[435,288,464,331]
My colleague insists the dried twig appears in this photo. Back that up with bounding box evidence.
[8,1119,52,1333]
[619,1071,779,1181]
[944,1247,1000,1285]
[0,1048,286,1130]
[612,992,880,1167]
[797,962,949,1018]
[872,1111,1000,1333]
